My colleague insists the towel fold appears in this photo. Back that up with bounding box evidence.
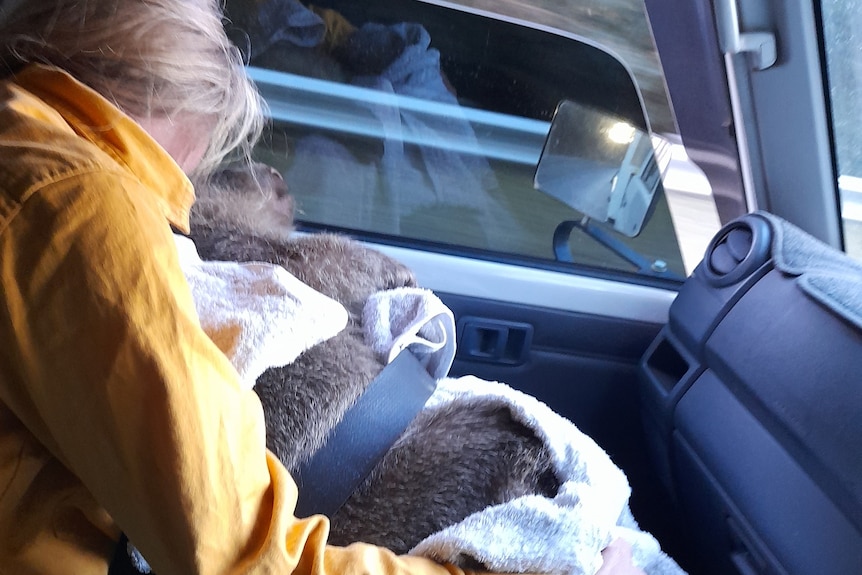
[251,0,326,52]
[362,287,456,379]
[174,234,348,388]
[411,376,686,575]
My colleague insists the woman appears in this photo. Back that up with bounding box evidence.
[0,1,643,573]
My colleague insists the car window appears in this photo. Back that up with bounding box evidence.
[230,0,720,280]
[820,0,862,260]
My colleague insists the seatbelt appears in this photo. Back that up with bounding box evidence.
[110,350,438,574]
[292,350,437,518]
[109,533,150,575]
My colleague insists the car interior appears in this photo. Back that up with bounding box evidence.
[641,210,862,574]
[208,0,862,573]
[2,0,861,572]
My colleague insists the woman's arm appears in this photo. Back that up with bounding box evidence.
[0,169,485,575]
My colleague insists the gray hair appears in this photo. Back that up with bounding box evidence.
[0,0,265,177]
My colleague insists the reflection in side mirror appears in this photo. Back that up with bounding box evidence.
[534,100,662,237]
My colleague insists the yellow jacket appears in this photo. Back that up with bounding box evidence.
[0,65,482,575]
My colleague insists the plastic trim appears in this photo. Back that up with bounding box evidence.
[364,240,677,325]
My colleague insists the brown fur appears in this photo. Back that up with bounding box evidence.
[189,162,559,554]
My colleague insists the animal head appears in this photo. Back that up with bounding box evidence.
[192,160,295,240]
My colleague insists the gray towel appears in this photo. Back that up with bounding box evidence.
[757,211,862,330]
[362,287,456,379]
[173,234,347,388]
[410,376,686,575]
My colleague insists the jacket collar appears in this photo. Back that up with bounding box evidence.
[13,65,196,232]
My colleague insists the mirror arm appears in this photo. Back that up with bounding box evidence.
[553,217,680,279]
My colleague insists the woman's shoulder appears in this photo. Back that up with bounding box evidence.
[0,99,128,201]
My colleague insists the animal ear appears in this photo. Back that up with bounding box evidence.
[194,160,278,196]
[190,160,296,237]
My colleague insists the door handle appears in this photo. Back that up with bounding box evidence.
[456,317,533,365]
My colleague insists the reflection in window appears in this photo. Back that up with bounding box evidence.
[229,0,691,278]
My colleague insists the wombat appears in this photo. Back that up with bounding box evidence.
[188,161,559,553]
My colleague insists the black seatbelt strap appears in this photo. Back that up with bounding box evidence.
[109,533,150,575]
[292,350,437,519]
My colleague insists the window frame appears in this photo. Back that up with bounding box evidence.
[646,0,842,248]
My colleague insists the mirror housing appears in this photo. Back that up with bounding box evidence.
[534,100,663,237]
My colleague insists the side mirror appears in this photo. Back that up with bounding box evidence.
[534,100,662,238]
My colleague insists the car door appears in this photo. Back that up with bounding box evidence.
[642,1,862,574]
[226,0,745,568]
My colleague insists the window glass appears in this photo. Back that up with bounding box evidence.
[229,0,717,279]
[821,0,862,260]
